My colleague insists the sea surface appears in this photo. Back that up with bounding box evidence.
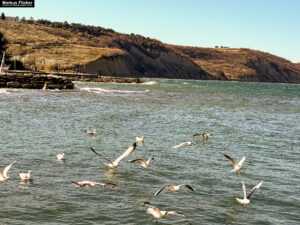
[0,79,299,225]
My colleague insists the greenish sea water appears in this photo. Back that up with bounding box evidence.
[0,79,299,224]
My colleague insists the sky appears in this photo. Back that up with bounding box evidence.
[1,0,300,62]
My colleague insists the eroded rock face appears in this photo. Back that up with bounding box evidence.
[0,73,74,89]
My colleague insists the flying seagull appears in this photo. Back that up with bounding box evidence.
[222,153,246,173]
[71,181,117,188]
[56,152,66,161]
[193,132,212,140]
[90,142,137,169]
[154,184,196,196]
[18,170,33,180]
[236,179,263,205]
[144,201,185,223]
[0,161,16,182]
[128,157,154,168]
[85,129,97,135]
[135,136,146,143]
[171,142,195,149]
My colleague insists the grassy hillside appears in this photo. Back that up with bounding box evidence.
[1,18,300,83]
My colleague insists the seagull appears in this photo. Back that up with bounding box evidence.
[236,179,263,205]
[18,170,33,180]
[90,142,137,169]
[0,161,16,182]
[85,129,97,135]
[56,152,66,161]
[222,153,246,173]
[144,201,185,223]
[128,157,154,168]
[193,132,212,140]
[171,142,195,149]
[154,184,196,196]
[135,136,146,143]
[71,181,117,188]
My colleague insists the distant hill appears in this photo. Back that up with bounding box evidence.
[1,19,300,83]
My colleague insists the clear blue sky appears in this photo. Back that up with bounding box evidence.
[2,0,300,62]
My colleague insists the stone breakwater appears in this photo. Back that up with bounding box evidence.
[0,73,74,89]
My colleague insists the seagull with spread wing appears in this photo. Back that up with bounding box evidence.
[90,142,137,169]
[72,181,117,188]
[222,153,246,173]
[171,141,196,149]
[236,179,263,205]
[144,201,185,223]
[18,170,33,180]
[154,184,196,196]
[128,157,154,168]
[0,161,16,182]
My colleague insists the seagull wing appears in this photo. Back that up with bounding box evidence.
[90,147,113,164]
[242,179,247,199]
[3,161,16,177]
[222,154,237,166]
[171,142,186,149]
[154,186,167,196]
[238,156,246,166]
[113,142,137,164]
[128,158,145,163]
[167,211,185,217]
[144,201,156,208]
[184,184,197,192]
[94,182,117,188]
[72,181,84,187]
[146,157,154,164]
[247,181,263,199]
[193,133,201,136]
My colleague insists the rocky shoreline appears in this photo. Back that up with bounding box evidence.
[0,71,143,90]
[0,72,74,89]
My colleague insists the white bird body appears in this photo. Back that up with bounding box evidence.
[154,184,196,196]
[222,154,246,173]
[18,170,33,180]
[56,152,66,161]
[90,142,137,169]
[135,136,146,143]
[236,180,263,205]
[144,202,184,222]
[0,161,16,182]
[72,181,116,188]
[171,142,193,149]
[128,157,154,168]
[86,129,97,135]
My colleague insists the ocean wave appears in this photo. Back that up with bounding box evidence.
[79,87,149,94]
[142,81,160,85]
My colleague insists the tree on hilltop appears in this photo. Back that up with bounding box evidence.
[1,12,5,20]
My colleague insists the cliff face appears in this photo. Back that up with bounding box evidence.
[173,46,300,83]
[80,46,213,80]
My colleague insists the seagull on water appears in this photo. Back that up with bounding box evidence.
[193,132,212,140]
[135,136,146,143]
[90,142,137,169]
[0,161,16,182]
[154,184,196,196]
[85,129,97,135]
[56,152,66,161]
[128,157,154,168]
[222,153,246,173]
[72,181,117,188]
[144,201,185,223]
[171,142,195,149]
[236,179,263,205]
[18,170,33,180]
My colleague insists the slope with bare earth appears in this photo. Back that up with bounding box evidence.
[1,19,300,83]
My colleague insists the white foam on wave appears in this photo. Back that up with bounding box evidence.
[142,81,160,85]
[79,87,149,94]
